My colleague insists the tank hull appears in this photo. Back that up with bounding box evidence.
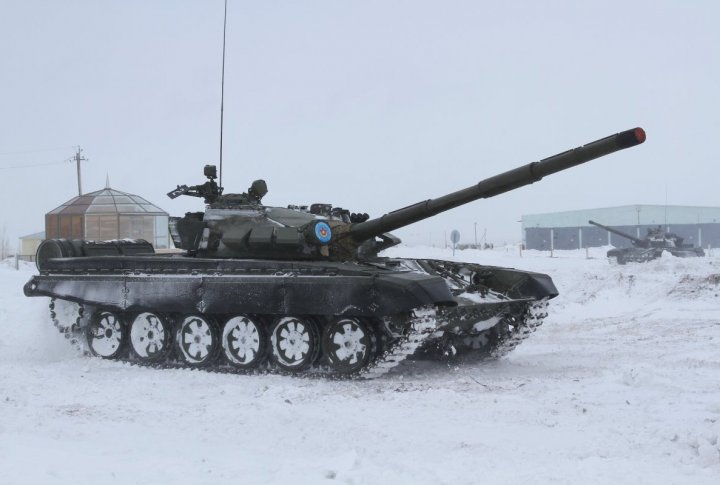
[24,254,557,377]
[608,246,705,264]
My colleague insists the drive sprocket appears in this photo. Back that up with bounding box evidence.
[49,298,88,355]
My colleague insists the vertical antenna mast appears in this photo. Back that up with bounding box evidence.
[219,0,228,188]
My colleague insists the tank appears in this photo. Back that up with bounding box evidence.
[588,219,704,264]
[24,128,646,378]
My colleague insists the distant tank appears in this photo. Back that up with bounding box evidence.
[25,128,645,378]
[588,219,705,264]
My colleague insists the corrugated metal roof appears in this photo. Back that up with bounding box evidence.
[522,205,720,229]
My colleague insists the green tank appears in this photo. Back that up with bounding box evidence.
[588,219,705,264]
[25,128,646,377]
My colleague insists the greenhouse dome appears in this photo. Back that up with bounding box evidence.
[45,185,169,249]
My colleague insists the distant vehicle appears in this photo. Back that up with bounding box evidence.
[23,129,645,378]
[588,219,705,264]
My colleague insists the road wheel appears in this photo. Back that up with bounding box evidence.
[269,316,319,372]
[86,310,126,359]
[221,315,267,369]
[129,312,172,363]
[322,318,373,374]
[175,315,219,367]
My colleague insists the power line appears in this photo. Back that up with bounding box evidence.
[0,146,75,157]
[0,158,71,170]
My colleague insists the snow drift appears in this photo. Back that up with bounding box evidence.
[0,246,719,484]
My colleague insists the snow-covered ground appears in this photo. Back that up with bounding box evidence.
[1,246,719,484]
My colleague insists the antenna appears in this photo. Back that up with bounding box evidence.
[219,0,228,189]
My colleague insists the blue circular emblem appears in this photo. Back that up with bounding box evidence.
[314,222,332,244]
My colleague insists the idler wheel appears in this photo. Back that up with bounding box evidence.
[175,315,219,367]
[129,312,172,363]
[322,318,373,374]
[269,316,319,372]
[221,315,267,369]
[86,310,126,359]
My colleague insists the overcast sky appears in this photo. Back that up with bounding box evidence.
[1,0,718,247]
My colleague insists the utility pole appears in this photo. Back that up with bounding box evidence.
[73,146,86,196]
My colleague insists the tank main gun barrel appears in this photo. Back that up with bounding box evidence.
[349,128,646,241]
[588,219,644,246]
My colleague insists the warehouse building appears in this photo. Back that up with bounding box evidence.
[18,231,45,260]
[522,205,720,250]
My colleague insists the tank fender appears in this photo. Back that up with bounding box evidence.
[24,270,456,317]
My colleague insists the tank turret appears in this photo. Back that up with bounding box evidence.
[170,128,646,261]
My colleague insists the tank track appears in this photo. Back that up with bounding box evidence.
[360,307,439,379]
[448,298,549,359]
[47,299,548,378]
[489,298,549,358]
[47,299,441,380]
